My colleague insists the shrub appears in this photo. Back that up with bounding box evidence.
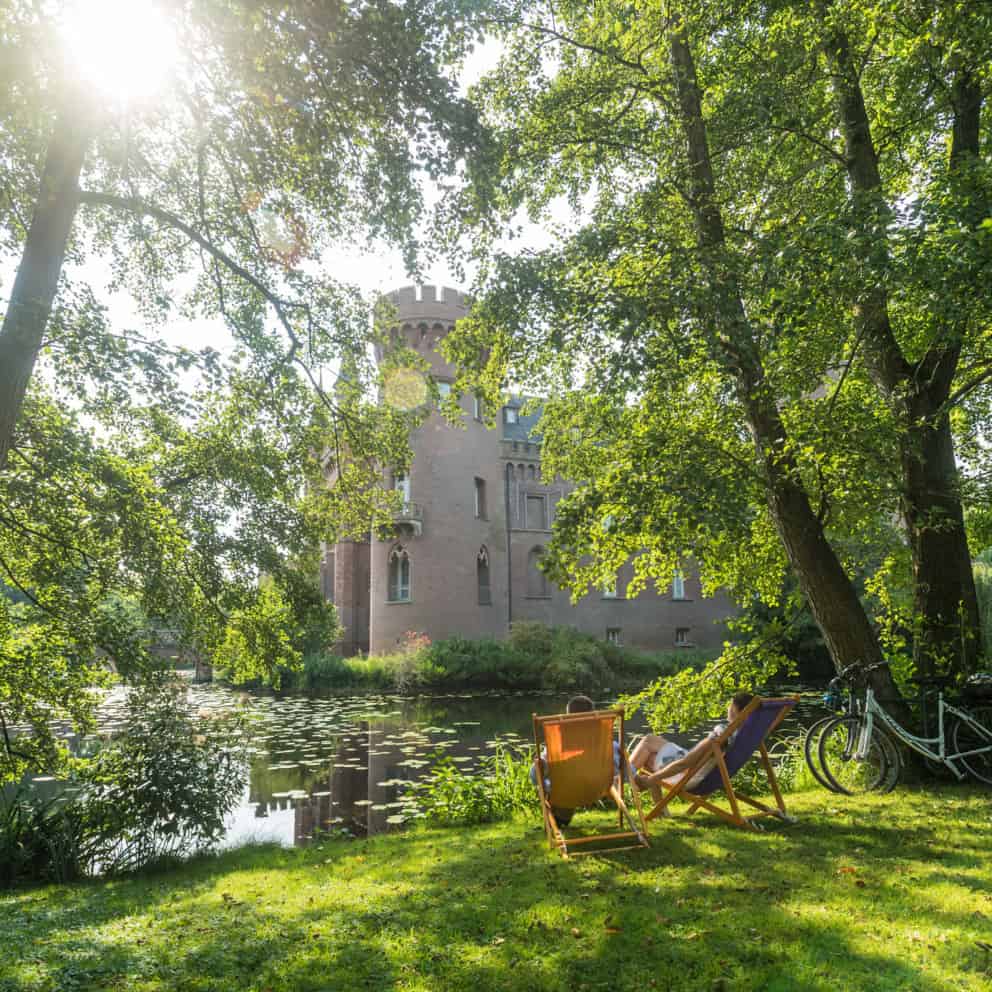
[1,674,249,888]
[225,626,717,695]
[408,744,538,826]
[82,675,249,874]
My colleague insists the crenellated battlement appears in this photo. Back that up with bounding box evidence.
[387,284,468,316]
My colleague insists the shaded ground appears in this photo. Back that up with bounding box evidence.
[1,787,990,991]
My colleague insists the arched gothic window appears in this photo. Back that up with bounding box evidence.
[477,547,491,605]
[527,546,549,598]
[388,545,411,602]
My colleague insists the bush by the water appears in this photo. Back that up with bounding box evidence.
[0,676,248,888]
[404,745,539,827]
[253,623,714,693]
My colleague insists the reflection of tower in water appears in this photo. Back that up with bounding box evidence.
[289,718,406,843]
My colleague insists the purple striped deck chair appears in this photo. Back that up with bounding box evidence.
[641,696,799,830]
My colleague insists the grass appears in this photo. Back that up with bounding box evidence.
[1,787,990,991]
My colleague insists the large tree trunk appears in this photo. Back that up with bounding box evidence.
[0,109,91,471]
[668,17,903,705]
[903,402,981,674]
[824,30,983,676]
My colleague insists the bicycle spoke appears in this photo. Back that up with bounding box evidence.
[952,706,992,786]
[818,717,898,795]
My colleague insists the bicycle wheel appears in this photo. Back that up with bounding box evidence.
[951,706,992,785]
[818,716,900,795]
[804,716,843,792]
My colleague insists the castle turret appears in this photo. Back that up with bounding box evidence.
[367,285,507,653]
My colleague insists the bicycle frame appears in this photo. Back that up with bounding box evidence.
[857,688,992,781]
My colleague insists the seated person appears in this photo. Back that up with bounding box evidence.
[530,694,621,827]
[629,692,754,799]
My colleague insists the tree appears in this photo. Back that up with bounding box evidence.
[443,0,991,719]
[0,0,480,782]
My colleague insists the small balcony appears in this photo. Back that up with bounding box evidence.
[392,501,423,536]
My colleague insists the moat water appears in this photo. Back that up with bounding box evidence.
[23,681,829,849]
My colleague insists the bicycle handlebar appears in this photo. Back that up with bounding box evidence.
[828,659,891,688]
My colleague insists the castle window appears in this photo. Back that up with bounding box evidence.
[473,396,484,421]
[387,546,411,602]
[606,627,622,646]
[675,627,692,646]
[477,547,491,605]
[474,477,487,519]
[527,546,550,598]
[602,575,618,599]
[393,471,411,504]
[526,494,546,529]
[527,464,537,481]
[505,407,519,424]
[437,381,452,404]
[672,569,686,600]
[322,551,336,603]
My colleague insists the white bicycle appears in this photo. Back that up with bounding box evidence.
[817,663,992,793]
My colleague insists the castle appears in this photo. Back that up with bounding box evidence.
[321,285,736,656]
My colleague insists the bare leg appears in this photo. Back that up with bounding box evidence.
[629,734,673,774]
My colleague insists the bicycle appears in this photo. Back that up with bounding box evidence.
[818,663,992,790]
[803,663,878,793]
[814,662,902,795]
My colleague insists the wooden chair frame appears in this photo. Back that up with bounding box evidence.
[533,707,650,859]
[639,696,799,831]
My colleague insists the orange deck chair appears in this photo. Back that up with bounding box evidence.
[639,695,799,831]
[533,707,649,858]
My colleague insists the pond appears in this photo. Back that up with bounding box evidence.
[22,680,830,849]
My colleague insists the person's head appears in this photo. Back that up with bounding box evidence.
[728,692,754,721]
[566,694,595,714]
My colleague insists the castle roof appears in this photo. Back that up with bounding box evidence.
[502,396,543,444]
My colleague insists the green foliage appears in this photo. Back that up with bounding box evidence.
[408,744,538,826]
[0,675,248,887]
[0,0,483,783]
[621,641,794,734]
[974,558,992,663]
[80,675,249,874]
[444,0,992,683]
[214,579,339,687]
[241,626,711,694]
[0,790,90,889]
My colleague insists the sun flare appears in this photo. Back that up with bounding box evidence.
[61,0,179,106]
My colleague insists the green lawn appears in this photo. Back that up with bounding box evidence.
[1,787,990,991]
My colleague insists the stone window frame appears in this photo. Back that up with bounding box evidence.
[671,569,687,600]
[474,477,487,519]
[606,627,622,646]
[387,545,411,603]
[675,627,692,647]
[505,406,519,424]
[477,546,492,605]
[526,545,551,599]
[525,493,547,530]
